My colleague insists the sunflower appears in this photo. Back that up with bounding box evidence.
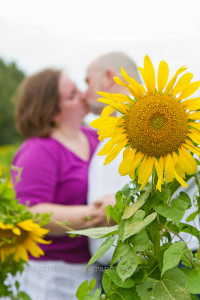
[91,55,200,191]
[0,219,51,262]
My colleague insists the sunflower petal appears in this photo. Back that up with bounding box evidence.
[179,147,197,175]
[128,152,144,180]
[171,73,193,96]
[177,81,200,100]
[119,148,137,175]
[157,61,169,93]
[155,157,164,191]
[165,66,187,95]
[104,140,127,165]
[138,156,155,189]
[138,55,155,93]
[97,98,128,114]
[101,106,115,117]
[121,67,144,97]
[183,97,200,111]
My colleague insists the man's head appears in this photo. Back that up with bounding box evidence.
[85,51,141,115]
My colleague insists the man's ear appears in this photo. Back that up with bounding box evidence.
[103,68,115,89]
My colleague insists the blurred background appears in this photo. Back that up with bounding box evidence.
[0,0,200,173]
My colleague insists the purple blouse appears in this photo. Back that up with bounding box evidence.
[12,126,99,263]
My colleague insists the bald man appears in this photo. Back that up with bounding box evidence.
[85,52,141,267]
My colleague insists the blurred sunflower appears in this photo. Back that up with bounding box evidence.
[91,55,200,191]
[0,219,51,262]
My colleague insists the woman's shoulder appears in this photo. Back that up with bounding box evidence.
[13,136,59,164]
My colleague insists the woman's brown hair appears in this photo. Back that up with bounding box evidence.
[15,69,61,139]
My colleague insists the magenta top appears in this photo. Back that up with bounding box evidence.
[12,126,99,263]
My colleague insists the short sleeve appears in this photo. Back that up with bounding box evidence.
[12,139,59,206]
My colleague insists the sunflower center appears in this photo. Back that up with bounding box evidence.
[150,113,167,131]
[124,93,188,157]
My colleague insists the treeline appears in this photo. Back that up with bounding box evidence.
[0,58,25,145]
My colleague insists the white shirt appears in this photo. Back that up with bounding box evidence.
[88,140,129,266]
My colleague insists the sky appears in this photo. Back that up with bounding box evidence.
[0,0,200,93]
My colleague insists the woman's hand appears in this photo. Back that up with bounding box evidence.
[90,194,116,227]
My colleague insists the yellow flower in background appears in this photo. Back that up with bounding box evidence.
[0,219,51,262]
[91,55,200,191]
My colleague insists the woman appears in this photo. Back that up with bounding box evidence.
[12,69,109,299]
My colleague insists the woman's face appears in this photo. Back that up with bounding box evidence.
[55,74,89,125]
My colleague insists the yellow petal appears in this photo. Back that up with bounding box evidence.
[183,97,200,111]
[190,122,200,131]
[188,130,200,145]
[165,154,187,187]
[121,67,145,97]
[98,92,133,105]
[172,151,185,178]
[98,139,116,156]
[188,111,200,120]
[118,148,137,175]
[15,244,29,261]
[91,116,118,129]
[165,66,187,95]
[97,98,128,114]
[171,73,193,96]
[113,76,128,87]
[138,156,155,190]
[165,154,174,183]
[104,139,127,165]
[138,55,155,93]
[157,61,169,93]
[184,140,200,156]
[128,152,144,179]
[179,146,197,175]
[12,227,21,235]
[177,81,200,101]
[123,145,132,158]
[101,106,115,117]
[155,157,164,191]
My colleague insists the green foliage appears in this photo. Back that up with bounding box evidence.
[0,58,25,145]
[75,171,200,299]
[0,173,51,299]
[76,279,102,300]
[87,236,116,271]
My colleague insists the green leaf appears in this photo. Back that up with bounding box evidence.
[162,242,186,276]
[109,268,135,288]
[117,249,138,282]
[105,205,113,225]
[186,210,199,222]
[155,199,188,226]
[179,223,200,240]
[185,268,200,294]
[136,268,191,300]
[87,236,116,271]
[122,210,157,241]
[122,193,147,220]
[76,280,91,300]
[76,279,101,300]
[143,189,170,214]
[17,291,32,300]
[111,241,131,266]
[130,229,151,251]
[178,191,192,208]
[111,198,125,223]
[67,225,118,239]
